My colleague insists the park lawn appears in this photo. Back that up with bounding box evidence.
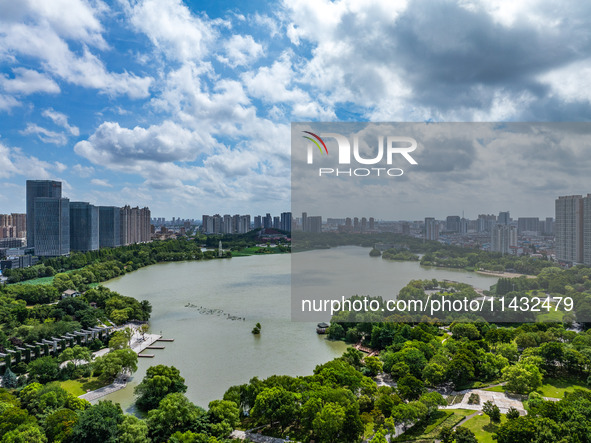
[536,378,591,398]
[18,276,55,285]
[483,385,505,393]
[60,377,106,396]
[461,413,507,443]
[536,306,564,322]
[394,409,474,441]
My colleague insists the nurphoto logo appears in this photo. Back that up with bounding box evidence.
[302,130,418,177]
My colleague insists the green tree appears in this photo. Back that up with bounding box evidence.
[207,400,239,438]
[502,363,542,395]
[134,365,188,411]
[27,357,60,384]
[2,368,18,389]
[147,393,206,443]
[438,426,454,443]
[68,401,124,443]
[109,328,132,350]
[93,349,138,383]
[251,386,299,432]
[506,406,520,420]
[1,424,47,443]
[397,375,425,401]
[482,400,501,423]
[117,414,151,443]
[364,356,383,376]
[454,426,478,443]
[44,408,78,442]
[312,402,345,443]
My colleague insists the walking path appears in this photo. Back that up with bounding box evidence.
[78,328,162,402]
[442,388,526,414]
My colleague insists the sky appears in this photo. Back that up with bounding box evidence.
[1,0,591,219]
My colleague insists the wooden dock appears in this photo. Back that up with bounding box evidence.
[138,354,155,358]
[157,338,174,342]
[146,346,165,349]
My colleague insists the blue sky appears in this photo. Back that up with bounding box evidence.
[1,0,591,219]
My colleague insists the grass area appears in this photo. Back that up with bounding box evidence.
[394,409,474,441]
[14,268,79,286]
[232,246,288,256]
[59,377,106,396]
[536,378,591,398]
[483,385,505,393]
[536,307,565,322]
[17,276,55,285]
[461,413,507,443]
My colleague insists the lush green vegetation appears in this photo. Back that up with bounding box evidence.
[461,413,507,443]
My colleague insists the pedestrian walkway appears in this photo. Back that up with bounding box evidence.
[442,388,526,414]
[77,329,162,402]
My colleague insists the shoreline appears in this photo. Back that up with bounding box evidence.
[475,270,536,279]
[79,330,162,402]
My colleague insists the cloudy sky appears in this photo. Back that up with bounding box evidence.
[1,0,591,219]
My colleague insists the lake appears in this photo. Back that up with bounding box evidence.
[100,246,498,410]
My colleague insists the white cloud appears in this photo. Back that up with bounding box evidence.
[0,142,61,179]
[0,94,20,111]
[1,68,61,95]
[20,123,68,145]
[72,164,95,178]
[0,2,152,98]
[74,120,209,167]
[90,178,113,187]
[54,161,67,172]
[42,108,80,136]
[220,35,263,68]
[122,0,218,62]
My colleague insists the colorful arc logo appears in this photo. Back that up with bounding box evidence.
[302,131,328,155]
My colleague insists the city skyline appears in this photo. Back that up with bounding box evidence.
[3,2,591,218]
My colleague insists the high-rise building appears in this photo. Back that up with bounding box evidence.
[584,196,591,266]
[307,216,322,233]
[99,206,121,248]
[424,217,439,241]
[26,180,62,248]
[238,215,251,233]
[280,212,292,232]
[301,212,307,232]
[517,217,540,234]
[263,213,272,229]
[120,205,151,245]
[544,217,554,235]
[555,195,584,264]
[498,211,510,226]
[254,215,262,230]
[70,202,99,252]
[446,216,461,232]
[491,224,517,255]
[369,217,375,230]
[34,197,70,256]
[202,215,210,233]
[223,214,232,234]
[477,214,496,232]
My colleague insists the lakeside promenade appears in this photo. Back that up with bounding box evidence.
[78,329,161,402]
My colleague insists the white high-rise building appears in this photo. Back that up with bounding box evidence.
[491,224,517,255]
[424,217,439,241]
[555,195,584,264]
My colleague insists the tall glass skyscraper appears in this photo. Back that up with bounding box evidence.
[26,180,62,248]
[70,202,99,252]
[99,206,121,248]
[34,197,70,256]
